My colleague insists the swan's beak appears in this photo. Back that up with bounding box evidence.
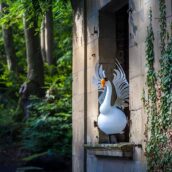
[101,79,106,88]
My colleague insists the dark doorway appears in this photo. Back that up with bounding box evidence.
[99,1,129,143]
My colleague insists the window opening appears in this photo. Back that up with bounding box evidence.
[98,2,129,143]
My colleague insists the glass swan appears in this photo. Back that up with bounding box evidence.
[92,60,129,142]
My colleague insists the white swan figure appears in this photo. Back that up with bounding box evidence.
[92,60,129,140]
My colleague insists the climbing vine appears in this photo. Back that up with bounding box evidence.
[159,0,167,54]
[143,2,172,171]
[143,8,159,171]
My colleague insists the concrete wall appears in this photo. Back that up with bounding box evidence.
[129,0,172,165]
[87,157,146,172]
[72,1,85,172]
[72,0,172,171]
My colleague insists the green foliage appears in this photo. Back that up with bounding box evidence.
[0,90,22,148]
[53,0,72,62]
[0,0,24,27]
[143,9,158,170]
[143,5,172,172]
[0,0,72,162]
[13,24,27,70]
[22,96,72,156]
[23,47,72,156]
[145,9,157,104]
[0,63,24,148]
[0,63,25,97]
[0,28,5,58]
[159,0,167,54]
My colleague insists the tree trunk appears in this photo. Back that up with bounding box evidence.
[22,14,44,96]
[0,3,17,73]
[18,1,44,119]
[40,19,46,62]
[19,1,44,99]
[45,0,54,65]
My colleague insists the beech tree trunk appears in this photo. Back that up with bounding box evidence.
[22,15,44,96]
[19,0,44,100]
[40,19,46,62]
[40,0,54,65]
[44,0,54,65]
[0,3,17,73]
[18,1,44,119]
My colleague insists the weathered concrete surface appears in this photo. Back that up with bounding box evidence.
[130,109,144,144]
[85,143,134,158]
[72,1,85,172]
[87,158,146,172]
[129,76,144,111]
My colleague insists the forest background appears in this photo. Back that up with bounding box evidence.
[0,0,72,170]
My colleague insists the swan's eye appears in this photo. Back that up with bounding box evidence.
[101,79,106,88]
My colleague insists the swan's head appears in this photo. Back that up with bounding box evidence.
[101,78,108,88]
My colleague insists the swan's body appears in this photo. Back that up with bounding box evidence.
[98,110,127,134]
[98,81,127,135]
[93,60,129,135]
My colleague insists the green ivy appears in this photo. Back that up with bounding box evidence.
[143,9,159,171]
[159,0,167,55]
[143,4,172,172]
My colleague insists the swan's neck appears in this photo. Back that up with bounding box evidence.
[100,81,112,114]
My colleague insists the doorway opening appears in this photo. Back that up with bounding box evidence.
[98,1,129,143]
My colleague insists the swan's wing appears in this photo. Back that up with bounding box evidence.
[112,60,129,109]
[92,63,106,104]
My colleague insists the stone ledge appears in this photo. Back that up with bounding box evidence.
[84,143,134,158]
